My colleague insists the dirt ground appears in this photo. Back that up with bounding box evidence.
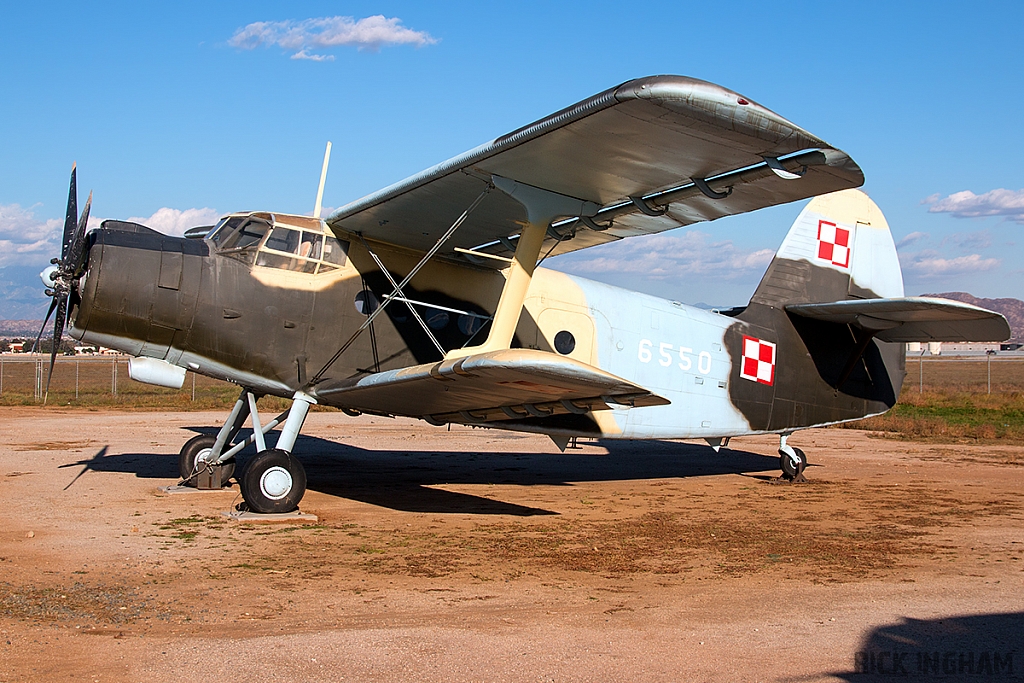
[1,408,1022,682]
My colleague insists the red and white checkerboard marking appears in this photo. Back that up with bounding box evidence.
[740,335,776,386]
[816,220,851,268]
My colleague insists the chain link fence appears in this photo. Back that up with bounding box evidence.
[0,356,242,408]
[904,356,1024,394]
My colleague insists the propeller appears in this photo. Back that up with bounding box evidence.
[33,164,92,403]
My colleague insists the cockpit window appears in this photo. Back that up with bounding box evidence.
[302,233,323,261]
[322,236,349,267]
[209,217,243,248]
[264,227,300,254]
[213,214,348,275]
[210,217,271,251]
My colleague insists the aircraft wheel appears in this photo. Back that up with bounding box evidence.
[179,435,235,486]
[780,446,807,480]
[240,449,306,514]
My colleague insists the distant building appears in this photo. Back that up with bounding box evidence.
[906,342,944,356]
[909,341,1012,356]
[941,342,1001,354]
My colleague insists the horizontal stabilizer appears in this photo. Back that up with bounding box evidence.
[786,297,1010,342]
[314,349,668,424]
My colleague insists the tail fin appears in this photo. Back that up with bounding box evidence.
[751,189,903,306]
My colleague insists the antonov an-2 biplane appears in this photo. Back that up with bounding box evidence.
[38,75,1009,513]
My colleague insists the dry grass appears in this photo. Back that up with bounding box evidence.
[5,357,1024,446]
[0,357,311,412]
[841,357,1024,444]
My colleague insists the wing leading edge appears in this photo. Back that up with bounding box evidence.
[327,75,864,263]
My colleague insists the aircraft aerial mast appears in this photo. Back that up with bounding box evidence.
[313,141,332,219]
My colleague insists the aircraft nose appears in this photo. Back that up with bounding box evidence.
[40,264,58,289]
[70,224,204,358]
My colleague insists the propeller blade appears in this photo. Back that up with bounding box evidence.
[61,164,78,263]
[43,293,69,404]
[31,296,60,353]
[66,191,92,278]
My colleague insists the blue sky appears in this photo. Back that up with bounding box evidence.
[2,1,1022,318]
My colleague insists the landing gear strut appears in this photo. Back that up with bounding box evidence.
[179,434,235,488]
[778,433,807,482]
[177,388,315,513]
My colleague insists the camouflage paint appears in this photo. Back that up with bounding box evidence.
[69,190,905,442]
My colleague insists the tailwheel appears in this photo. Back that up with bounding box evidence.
[240,449,307,513]
[179,434,235,487]
[779,445,807,482]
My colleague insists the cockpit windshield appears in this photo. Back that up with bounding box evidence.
[209,216,271,251]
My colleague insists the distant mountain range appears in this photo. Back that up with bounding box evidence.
[923,292,1024,342]
[0,320,43,337]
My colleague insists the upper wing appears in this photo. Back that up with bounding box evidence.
[786,297,1011,342]
[327,75,864,263]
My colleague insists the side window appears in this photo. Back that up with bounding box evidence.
[300,232,323,261]
[322,236,349,267]
[255,223,349,275]
[264,227,300,254]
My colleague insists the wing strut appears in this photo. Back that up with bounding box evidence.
[356,233,447,357]
[445,176,598,360]
[310,185,492,384]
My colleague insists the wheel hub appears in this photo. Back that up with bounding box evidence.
[260,466,293,500]
[195,447,214,466]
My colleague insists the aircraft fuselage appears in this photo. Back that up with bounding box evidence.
[70,214,904,441]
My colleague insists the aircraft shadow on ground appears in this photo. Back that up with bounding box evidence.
[59,429,781,516]
[832,612,1024,680]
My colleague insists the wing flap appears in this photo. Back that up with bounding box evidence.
[786,297,1011,342]
[314,348,668,423]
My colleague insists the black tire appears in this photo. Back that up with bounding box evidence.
[779,446,807,479]
[240,449,306,514]
[179,434,235,486]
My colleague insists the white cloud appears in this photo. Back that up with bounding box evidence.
[901,251,1000,277]
[0,204,221,270]
[896,231,928,248]
[553,230,775,281]
[925,188,1024,223]
[229,15,437,59]
[0,203,62,267]
[291,49,334,62]
[124,207,221,237]
[948,230,992,250]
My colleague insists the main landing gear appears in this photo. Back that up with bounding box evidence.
[778,433,807,483]
[177,388,315,513]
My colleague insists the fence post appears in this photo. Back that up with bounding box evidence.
[987,351,993,394]
[191,372,196,401]
[919,351,925,393]
[75,360,79,400]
